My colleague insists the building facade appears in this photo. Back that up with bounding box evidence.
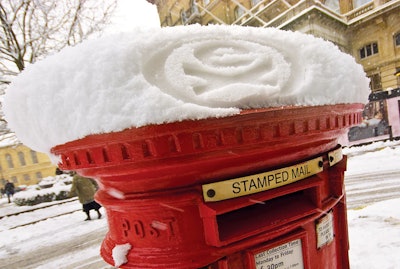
[148,0,400,142]
[0,142,56,189]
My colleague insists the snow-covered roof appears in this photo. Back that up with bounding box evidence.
[3,25,369,157]
[0,133,19,149]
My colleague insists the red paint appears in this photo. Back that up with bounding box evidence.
[51,104,362,268]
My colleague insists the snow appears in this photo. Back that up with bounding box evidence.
[343,140,400,176]
[0,141,399,268]
[13,184,70,200]
[0,200,105,252]
[3,25,369,158]
[347,199,400,269]
[112,243,131,268]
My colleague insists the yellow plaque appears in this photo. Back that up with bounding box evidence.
[202,157,324,202]
[328,147,343,167]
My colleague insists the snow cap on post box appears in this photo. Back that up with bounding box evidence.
[3,25,370,158]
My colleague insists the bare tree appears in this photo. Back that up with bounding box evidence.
[0,0,116,141]
[0,0,116,86]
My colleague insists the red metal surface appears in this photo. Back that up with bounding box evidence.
[52,104,362,192]
[51,104,362,268]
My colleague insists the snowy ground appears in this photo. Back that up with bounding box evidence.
[0,140,400,268]
[343,140,400,268]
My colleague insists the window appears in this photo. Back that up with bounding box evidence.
[24,174,30,181]
[395,68,400,87]
[6,154,14,168]
[395,33,400,47]
[369,73,382,91]
[36,172,43,180]
[31,150,38,164]
[11,176,17,183]
[353,0,372,9]
[181,10,187,24]
[18,152,26,166]
[324,0,340,13]
[191,0,199,14]
[359,42,378,59]
[235,6,245,19]
[251,0,262,7]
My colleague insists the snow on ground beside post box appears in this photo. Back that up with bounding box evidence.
[3,25,369,158]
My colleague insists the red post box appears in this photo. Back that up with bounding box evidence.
[51,104,362,268]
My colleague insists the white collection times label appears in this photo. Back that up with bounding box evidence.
[254,239,304,269]
[316,211,334,249]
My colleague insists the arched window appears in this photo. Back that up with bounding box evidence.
[18,152,26,166]
[395,32,400,47]
[181,9,187,24]
[6,154,14,168]
[235,6,245,20]
[359,42,378,59]
[31,150,38,164]
[191,0,199,14]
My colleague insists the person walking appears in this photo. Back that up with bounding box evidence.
[4,180,15,203]
[70,173,102,221]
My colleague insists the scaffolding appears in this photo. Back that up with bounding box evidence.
[180,0,314,27]
[159,0,396,28]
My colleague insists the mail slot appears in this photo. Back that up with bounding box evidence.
[51,104,361,268]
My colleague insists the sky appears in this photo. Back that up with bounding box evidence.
[0,140,399,268]
[106,0,160,31]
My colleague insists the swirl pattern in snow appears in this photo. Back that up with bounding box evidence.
[3,25,369,157]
